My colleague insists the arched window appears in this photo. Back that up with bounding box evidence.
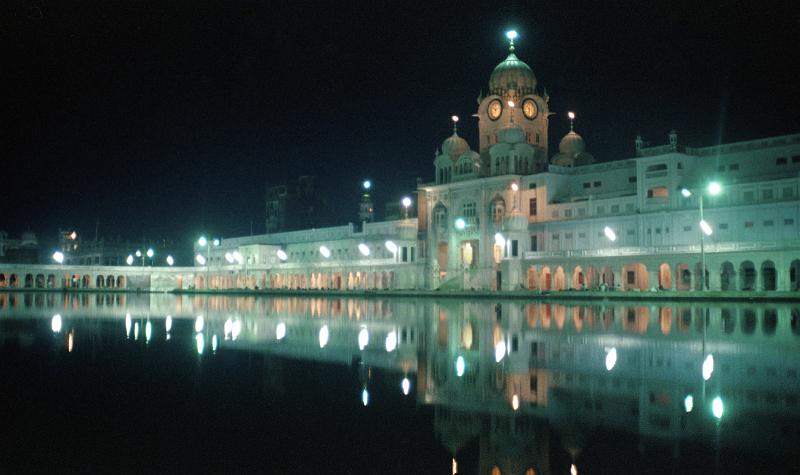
[490,196,506,223]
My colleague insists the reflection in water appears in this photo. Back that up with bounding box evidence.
[1,292,799,473]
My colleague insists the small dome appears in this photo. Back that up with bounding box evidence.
[559,131,586,155]
[442,132,470,157]
[20,231,37,245]
[498,124,524,144]
[489,52,537,96]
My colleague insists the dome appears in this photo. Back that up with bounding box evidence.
[20,231,37,245]
[559,131,586,155]
[489,52,537,95]
[498,124,524,144]
[442,132,470,157]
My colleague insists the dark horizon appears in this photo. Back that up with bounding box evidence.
[5,1,799,246]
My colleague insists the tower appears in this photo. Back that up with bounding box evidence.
[359,180,375,223]
[476,31,550,174]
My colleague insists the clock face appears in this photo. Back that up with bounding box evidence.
[522,99,538,120]
[488,99,502,120]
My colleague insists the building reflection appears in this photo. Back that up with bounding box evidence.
[1,293,799,473]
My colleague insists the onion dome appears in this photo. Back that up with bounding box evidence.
[442,132,470,157]
[558,131,586,156]
[489,52,536,96]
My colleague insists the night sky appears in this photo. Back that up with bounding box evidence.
[4,1,799,246]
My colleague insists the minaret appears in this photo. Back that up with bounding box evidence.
[359,180,374,223]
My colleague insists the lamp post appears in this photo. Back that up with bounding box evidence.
[681,182,721,290]
[401,196,412,219]
[197,236,220,289]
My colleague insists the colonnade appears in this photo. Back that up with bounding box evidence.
[0,272,127,289]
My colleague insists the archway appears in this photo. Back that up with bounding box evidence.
[552,267,565,290]
[601,266,614,289]
[116,276,125,289]
[693,263,709,290]
[35,274,45,288]
[621,263,647,291]
[720,262,736,291]
[96,275,105,288]
[47,274,56,288]
[24,274,34,288]
[658,263,672,290]
[676,263,691,291]
[571,266,584,290]
[761,261,776,291]
[0,273,6,288]
[82,275,91,288]
[540,266,552,290]
[790,260,800,291]
[527,267,539,290]
[740,261,756,291]
[585,266,599,289]
[9,274,19,288]
[107,275,115,288]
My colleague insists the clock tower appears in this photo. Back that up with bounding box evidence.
[477,31,550,174]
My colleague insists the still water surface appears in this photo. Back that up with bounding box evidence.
[1,292,798,473]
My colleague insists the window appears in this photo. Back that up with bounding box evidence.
[776,157,788,165]
[593,181,601,187]
[647,228,651,234]
[626,229,635,236]
[647,186,669,198]
[762,189,774,200]
[564,209,573,218]
[535,133,540,144]
[629,176,637,183]
[528,183,537,189]
[529,198,537,216]
[729,163,739,170]
[552,233,560,240]
[764,220,774,227]
[401,247,408,262]
[530,235,538,251]
[565,232,573,239]
[785,218,795,225]
[719,223,729,229]
[627,271,635,284]
[655,228,661,234]
[611,204,620,213]
[463,202,476,218]
[583,182,591,189]
[744,221,754,228]
[596,206,605,215]
[683,225,692,232]
[410,247,415,262]
[511,240,518,257]
[578,232,586,238]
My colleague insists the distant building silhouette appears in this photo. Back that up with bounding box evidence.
[265,176,322,233]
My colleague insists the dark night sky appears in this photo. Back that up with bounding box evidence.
[3,1,799,246]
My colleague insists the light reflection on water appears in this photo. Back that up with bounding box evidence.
[1,292,799,473]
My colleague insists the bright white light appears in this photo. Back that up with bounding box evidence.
[231,320,241,340]
[276,249,288,261]
[320,245,331,258]
[358,243,370,256]
[700,219,713,236]
[358,327,369,350]
[511,182,519,191]
[455,218,466,230]
[568,111,575,120]
[384,240,398,254]
[401,378,411,395]
[363,180,371,190]
[125,313,132,337]
[135,250,142,258]
[603,226,617,242]
[212,239,220,247]
[195,333,205,355]
[712,396,724,419]
[198,236,207,247]
[605,347,617,371]
[684,394,694,413]
[455,356,465,377]
[494,232,506,247]
[195,254,206,265]
[194,315,204,333]
[68,332,74,352]
[319,325,329,348]
[146,248,154,258]
[134,322,139,340]
[401,196,412,208]
[506,30,518,41]
[51,314,62,333]
[166,255,174,266]
[212,334,218,352]
[225,252,234,263]
[276,322,286,340]
[512,394,520,411]
[507,100,515,108]
[385,331,397,352]
[495,341,507,363]
[165,315,172,332]
[52,251,64,264]
[126,255,134,265]
[570,464,578,475]
[702,354,714,381]
[224,318,232,338]
[452,459,458,475]
[145,321,152,342]
[361,388,369,406]
[707,181,722,196]
[451,115,459,123]
[681,188,692,198]
[232,251,243,264]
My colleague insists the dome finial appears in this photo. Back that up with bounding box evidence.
[506,30,518,52]
[451,115,459,134]
[568,111,576,132]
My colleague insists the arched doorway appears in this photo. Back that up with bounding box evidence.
[720,262,735,291]
[116,276,126,289]
[658,263,672,290]
[740,261,756,290]
[791,260,800,291]
[676,263,691,291]
[572,266,584,290]
[761,261,777,291]
[527,267,538,290]
[24,274,34,288]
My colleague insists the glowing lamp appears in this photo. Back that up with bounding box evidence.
[198,236,207,247]
[603,226,617,242]
[51,314,62,333]
[401,378,411,395]
[166,255,174,266]
[358,243,370,256]
[319,245,331,258]
[700,220,713,236]
[385,240,398,254]
[495,341,507,363]
[455,356,465,377]
[146,248,154,258]
[225,252,234,264]
[605,347,617,371]
[702,354,714,381]
[194,315,204,333]
[363,180,371,190]
[276,322,286,340]
[276,249,288,261]
[455,218,466,230]
[712,396,724,419]
[319,325,329,348]
[358,327,369,350]
[385,331,397,352]
[568,111,575,120]
[401,196,412,208]
[52,251,64,264]
[506,30,518,41]
[126,254,134,265]
[195,254,206,265]
[707,181,722,196]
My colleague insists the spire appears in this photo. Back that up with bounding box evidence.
[451,115,459,134]
[568,111,575,132]
[505,30,518,53]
